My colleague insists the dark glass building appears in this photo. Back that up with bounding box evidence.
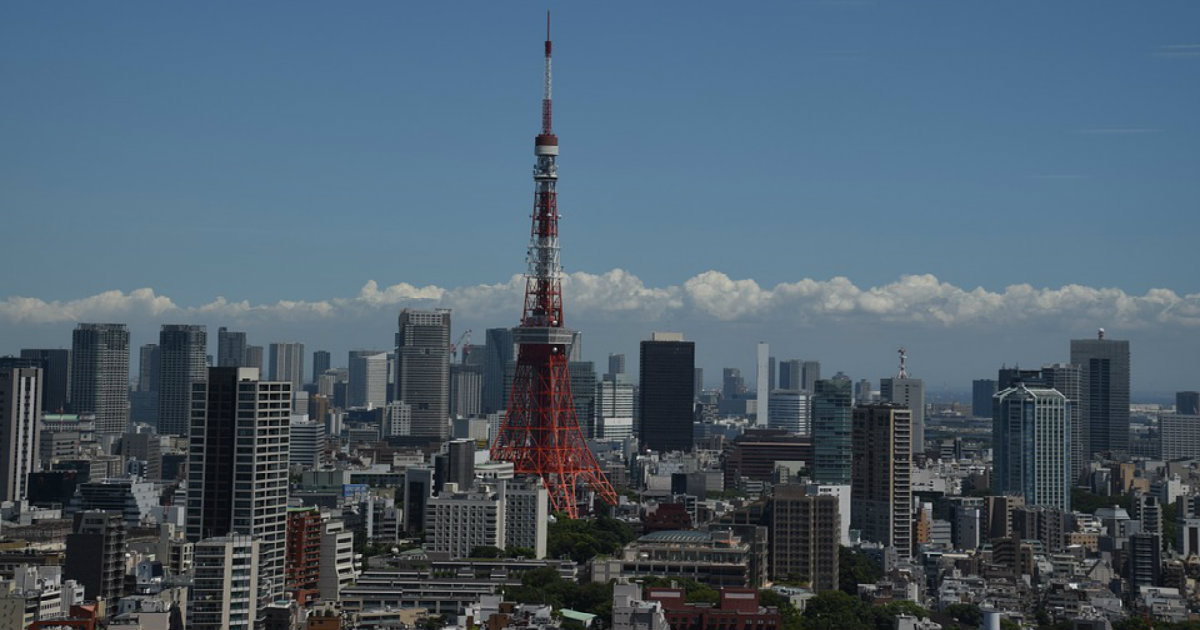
[639,333,695,453]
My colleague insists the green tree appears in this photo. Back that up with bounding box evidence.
[470,545,504,558]
[547,515,636,563]
[759,589,802,630]
[799,591,871,630]
[943,603,982,627]
[838,546,883,595]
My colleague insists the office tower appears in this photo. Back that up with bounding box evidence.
[722,368,746,399]
[597,373,635,440]
[779,359,801,391]
[311,350,330,384]
[1041,363,1084,476]
[482,328,516,414]
[450,363,484,418]
[638,333,696,453]
[505,477,550,558]
[120,430,162,481]
[811,378,853,484]
[852,403,913,557]
[188,367,291,605]
[245,345,264,371]
[1160,414,1200,460]
[394,309,451,440]
[289,417,325,468]
[1,365,41,503]
[1071,330,1130,456]
[880,349,925,457]
[437,439,476,492]
[425,482,506,559]
[608,353,626,378]
[998,367,1042,389]
[268,342,305,392]
[20,349,70,413]
[403,467,433,534]
[216,327,247,368]
[348,350,389,409]
[1178,391,1200,416]
[769,485,840,592]
[694,368,703,400]
[972,379,996,419]
[854,379,873,404]
[1128,533,1162,591]
[157,325,207,436]
[64,510,125,604]
[756,343,770,426]
[137,344,160,393]
[768,390,809,435]
[569,360,597,438]
[992,384,1071,512]
[190,536,260,630]
[801,361,821,393]
[71,323,130,435]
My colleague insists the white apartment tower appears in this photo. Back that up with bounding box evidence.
[0,366,42,503]
[189,536,260,630]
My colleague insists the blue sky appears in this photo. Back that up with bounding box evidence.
[2,2,1198,394]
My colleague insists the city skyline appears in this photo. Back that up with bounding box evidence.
[2,3,1198,394]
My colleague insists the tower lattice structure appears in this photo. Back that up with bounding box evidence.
[490,15,618,518]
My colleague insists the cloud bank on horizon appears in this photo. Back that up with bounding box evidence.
[3,270,1198,330]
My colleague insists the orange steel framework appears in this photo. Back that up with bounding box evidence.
[490,14,619,518]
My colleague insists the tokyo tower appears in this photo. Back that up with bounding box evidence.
[489,14,619,518]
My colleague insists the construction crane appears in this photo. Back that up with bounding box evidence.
[451,330,472,363]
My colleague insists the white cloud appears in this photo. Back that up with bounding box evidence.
[3,270,1198,330]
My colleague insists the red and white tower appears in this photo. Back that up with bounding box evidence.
[490,14,619,518]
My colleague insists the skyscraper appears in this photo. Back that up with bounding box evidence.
[1040,363,1084,476]
[852,403,913,557]
[394,309,451,440]
[779,359,802,391]
[348,350,389,409]
[311,350,331,384]
[450,362,483,418]
[190,536,260,630]
[1177,391,1200,416]
[137,344,160,393]
[19,349,70,413]
[768,390,809,435]
[158,324,208,436]
[0,365,41,503]
[993,384,1072,512]
[756,343,770,426]
[639,333,695,453]
[188,367,291,605]
[216,327,247,368]
[811,378,852,485]
[482,328,516,415]
[769,484,840,591]
[268,342,305,392]
[71,323,130,435]
[971,379,996,419]
[801,361,821,393]
[1071,330,1130,456]
[569,360,597,438]
[608,353,626,378]
[245,345,264,371]
[597,372,635,439]
[880,349,924,458]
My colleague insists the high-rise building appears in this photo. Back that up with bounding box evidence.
[1040,363,1084,476]
[137,344,160,393]
[852,403,913,557]
[597,373,635,440]
[768,390,809,435]
[188,367,291,605]
[992,384,1071,512]
[71,323,130,435]
[1159,414,1200,461]
[245,345,264,371]
[482,328,515,415]
[158,325,207,436]
[450,363,484,418]
[693,368,703,401]
[1177,391,1200,416]
[778,360,801,391]
[268,342,305,392]
[722,368,746,399]
[569,360,597,438]
[769,484,840,592]
[756,343,770,426]
[801,361,821,393]
[285,506,322,595]
[189,536,260,630]
[972,379,996,419]
[811,378,852,485]
[289,417,325,469]
[0,365,41,503]
[19,349,70,413]
[64,510,125,604]
[880,350,924,458]
[216,328,247,368]
[505,476,550,558]
[311,350,331,384]
[395,309,451,440]
[1071,330,1130,456]
[425,482,506,559]
[639,333,695,453]
[348,350,389,409]
[608,354,626,378]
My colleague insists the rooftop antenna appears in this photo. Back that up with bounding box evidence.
[897,348,909,379]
